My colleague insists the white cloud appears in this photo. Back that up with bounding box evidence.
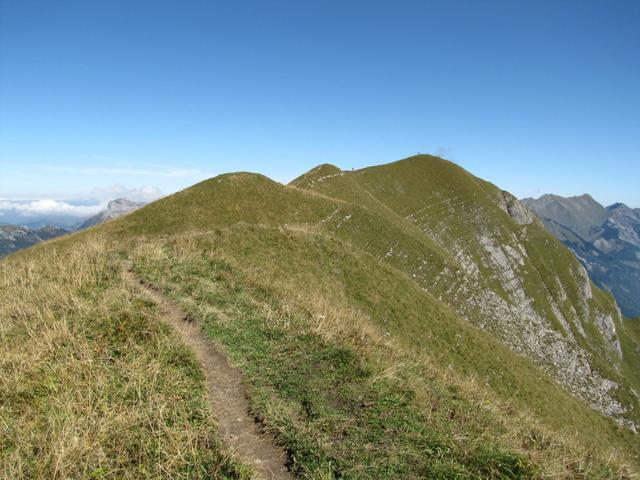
[0,184,164,221]
[0,199,106,217]
[90,184,163,203]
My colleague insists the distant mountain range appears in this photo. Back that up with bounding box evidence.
[0,198,145,257]
[523,194,640,318]
[0,225,69,258]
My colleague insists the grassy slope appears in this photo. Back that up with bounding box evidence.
[112,171,639,474]
[293,158,608,333]
[293,156,640,421]
[0,239,247,479]
[130,230,629,478]
[111,172,339,236]
[619,317,640,392]
[2,159,638,478]
[132,235,538,479]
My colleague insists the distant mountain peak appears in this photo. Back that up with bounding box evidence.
[106,198,145,212]
[524,192,640,317]
[78,198,145,230]
[530,192,600,205]
[607,202,631,211]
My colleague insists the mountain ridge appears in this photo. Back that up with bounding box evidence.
[3,155,639,477]
[0,224,69,258]
[106,155,639,431]
[291,156,638,427]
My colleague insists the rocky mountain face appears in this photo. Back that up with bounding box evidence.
[0,225,68,258]
[78,198,145,230]
[523,194,640,318]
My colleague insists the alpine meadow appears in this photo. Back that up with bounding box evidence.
[2,155,639,479]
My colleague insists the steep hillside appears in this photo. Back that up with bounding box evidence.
[2,157,639,478]
[293,156,640,432]
[524,195,640,317]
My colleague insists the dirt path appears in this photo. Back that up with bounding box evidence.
[123,268,292,480]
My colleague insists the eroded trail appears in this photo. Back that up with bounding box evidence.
[123,268,292,480]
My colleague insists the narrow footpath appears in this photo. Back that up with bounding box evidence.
[124,268,292,480]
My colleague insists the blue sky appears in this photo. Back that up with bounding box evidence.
[1,0,639,214]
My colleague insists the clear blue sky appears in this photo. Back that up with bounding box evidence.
[1,0,639,208]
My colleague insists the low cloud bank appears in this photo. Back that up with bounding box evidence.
[0,184,164,224]
[0,199,106,217]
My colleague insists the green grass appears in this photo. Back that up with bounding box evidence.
[132,240,539,479]
[110,172,339,237]
[619,316,640,392]
[131,229,637,477]
[294,155,640,423]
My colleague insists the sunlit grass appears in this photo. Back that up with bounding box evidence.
[0,241,247,479]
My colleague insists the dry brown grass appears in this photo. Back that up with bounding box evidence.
[0,241,245,479]
[2,224,636,478]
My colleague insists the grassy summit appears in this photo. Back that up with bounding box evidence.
[1,155,638,478]
[292,156,640,419]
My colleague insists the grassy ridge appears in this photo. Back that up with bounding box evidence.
[111,172,339,237]
[107,158,638,473]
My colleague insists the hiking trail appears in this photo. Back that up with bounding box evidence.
[124,268,292,480]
